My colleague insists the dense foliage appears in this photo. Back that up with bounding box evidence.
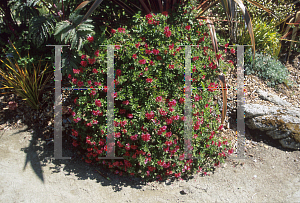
[68,4,234,182]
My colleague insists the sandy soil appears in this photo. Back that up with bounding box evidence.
[0,123,299,203]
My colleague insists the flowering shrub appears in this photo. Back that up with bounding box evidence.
[68,4,234,182]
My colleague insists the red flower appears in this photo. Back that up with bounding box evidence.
[156,96,162,102]
[115,45,121,50]
[230,48,235,54]
[169,43,174,50]
[192,66,197,73]
[176,47,182,52]
[185,25,191,31]
[94,50,99,57]
[145,49,152,55]
[77,81,84,87]
[85,159,92,164]
[152,49,159,55]
[146,78,153,83]
[117,27,126,33]
[132,54,137,59]
[125,143,131,151]
[88,58,96,64]
[111,29,116,34]
[165,30,171,37]
[179,97,185,104]
[162,11,168,16]
[139,59,146,64]
[81,55,86,59]
[127,114,133,118]
[130,134,138,141]
[122,100,129,105]
[225,43,229,48]
[168,64,175,70]
[145,111,155,120]
[95,99,102,107]
[141,133,151,142]
[80,61,87,67]
[145,13,153,20]
[192,56,199,61]
[135,42,140,48]
[116,69,121,76]
[87,36,94,43]
[73,69,80,74]
[115,132,121,138]
[156,56,162,60]
[165,131,172,138]
[194,94,201,102]
[72,140,79,147]
[218,125,224,131]
[92,68,98,74]
[149,60,154,66]
[228,60,234,65]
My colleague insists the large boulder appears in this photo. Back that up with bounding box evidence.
[244,90,300,150]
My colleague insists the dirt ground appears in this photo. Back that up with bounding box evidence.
[0,122,299,203]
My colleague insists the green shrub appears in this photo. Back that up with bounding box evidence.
[239,18,282,58]
[68,4,234,182]
[244,0,295,24]
[244,48,290,87]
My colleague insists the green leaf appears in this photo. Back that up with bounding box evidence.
[29,15,56,47]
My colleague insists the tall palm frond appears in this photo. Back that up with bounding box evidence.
[29,15,56,47]
[54,11,94,50]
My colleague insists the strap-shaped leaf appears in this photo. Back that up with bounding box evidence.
[218,74,227,125]
[206,19,219,66]
[196,1,218,18]
[75,1,92,10]
[111,0,136,16]
[79,0,104,25]
[233,0,255,59]
[246,0,277,19]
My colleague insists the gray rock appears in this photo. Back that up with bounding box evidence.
[243,89,300,150]
[279,137,300,150]
[246,115,278,131]
[266,130,291,139]
[244,104,280,119]
[256,89,292,106]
